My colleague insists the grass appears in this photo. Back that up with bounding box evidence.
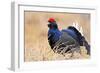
[24,37,90,61]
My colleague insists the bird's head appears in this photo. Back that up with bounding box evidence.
[48,18,58,29]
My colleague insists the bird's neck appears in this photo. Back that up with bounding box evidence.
[50,28,59,30]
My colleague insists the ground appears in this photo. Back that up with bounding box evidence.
[25,46,90,61]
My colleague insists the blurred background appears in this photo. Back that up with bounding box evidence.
[24,11,90,62]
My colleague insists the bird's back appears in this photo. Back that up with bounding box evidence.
[62,29,78,42]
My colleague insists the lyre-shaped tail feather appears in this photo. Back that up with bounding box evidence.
[72,22,84,36]
[72,22,90,55]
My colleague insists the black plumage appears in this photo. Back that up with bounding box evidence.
[47,20,90,55]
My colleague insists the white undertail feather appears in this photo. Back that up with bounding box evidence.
[72,22,84,36]
[72,22,76,27]
[80,27,83,36]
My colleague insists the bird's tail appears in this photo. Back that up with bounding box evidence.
[72,22,84,36]
[81,36,90,55]
[71,22,90,55]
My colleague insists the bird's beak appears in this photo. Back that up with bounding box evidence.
[48,24,50,28]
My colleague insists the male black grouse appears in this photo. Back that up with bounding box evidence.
[47,18,90,55]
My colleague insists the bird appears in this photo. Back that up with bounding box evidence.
[47,18,90,55]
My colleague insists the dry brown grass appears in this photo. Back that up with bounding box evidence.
[24,11,90,62]
[25,45,90,61]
